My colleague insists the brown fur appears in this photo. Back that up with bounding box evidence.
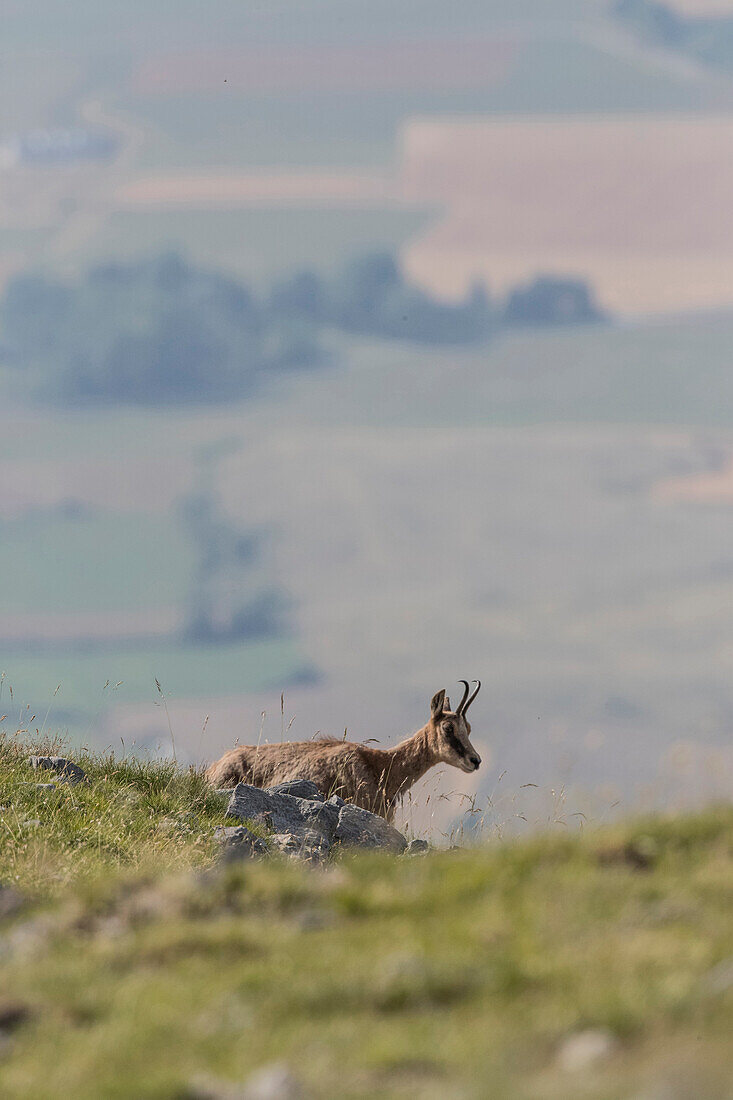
[206,687,482,822]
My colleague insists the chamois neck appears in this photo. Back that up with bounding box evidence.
[381,724,438,804]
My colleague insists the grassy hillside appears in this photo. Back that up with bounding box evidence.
[0,737,731,1099]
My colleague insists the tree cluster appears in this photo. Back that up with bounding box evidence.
[1,254,320,405]
[270,253,493,344]
[614,0,733,71]
[1,251,605,407]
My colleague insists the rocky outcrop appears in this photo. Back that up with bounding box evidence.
[27,757,87,786]
[334,803,407,853]
[225,784,340,845]
[222,782,408,860]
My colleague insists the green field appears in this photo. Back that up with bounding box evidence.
[1,637,309,718]
[5,309,733,790]
[0,512,193,614]
[0,740,731,1099]
[116,35,733,174]
[4,0,606,53]
[287,313,733,429]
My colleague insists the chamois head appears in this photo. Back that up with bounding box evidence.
[429,680,482,773]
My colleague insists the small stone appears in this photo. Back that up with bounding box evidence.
[3,913,55,959]
[185,1061,302,1100]
[33,784,57,792]
[294,909,332,930]
[557,1028,617,1071]
[214,826,268,860]
[183,1075,239,1100]
[405,839,429,855]
[269,831,331,864]
[21,819,42,828]
[27,756,86,785]
[242,1061,303,1100]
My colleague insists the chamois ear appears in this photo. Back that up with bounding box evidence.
[430,689,446,718]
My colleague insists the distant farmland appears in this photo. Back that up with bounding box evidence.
[131,38,518,96]
[399,114,733,316]
[669,1,733,11]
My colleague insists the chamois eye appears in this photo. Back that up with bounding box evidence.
[444,723,453,734]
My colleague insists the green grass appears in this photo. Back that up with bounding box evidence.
[0,736,224,893]
[0,737,731,1099]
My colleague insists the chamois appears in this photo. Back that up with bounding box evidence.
[206,680,482,822]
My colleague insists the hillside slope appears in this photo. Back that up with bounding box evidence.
[0,739,731,1099]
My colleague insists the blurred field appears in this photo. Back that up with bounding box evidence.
[5,0,733,313]
[5,0,733,819]
[131,39,518,96]
[2,639,307,734]
[117,32,720,173]
[0,513,192,615]
[670,0,733,11]
[0,738,731,1099]
[7,200,434,291]
[5,315,733,817]
[400,114,733,314]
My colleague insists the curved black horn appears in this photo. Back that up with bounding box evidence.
[463,680,481,715]
[456,680,471,715]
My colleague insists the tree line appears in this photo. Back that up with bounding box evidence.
[614,0,733,71]
[1,252,605,407]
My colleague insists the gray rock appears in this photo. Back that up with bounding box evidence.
[226,784,338,845]
[27,756,86,785]
[224,783,407,858]
[214,826,268,859]
[32,784,57,792]
[269,832,331,864]
[557,1028,617,1071]
[266,780,323,801]
[186,1062,302,1100]
[335,805,407,852]
[295,798,339,842]
[405,839,430,855]
[242,1062,302,1099]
